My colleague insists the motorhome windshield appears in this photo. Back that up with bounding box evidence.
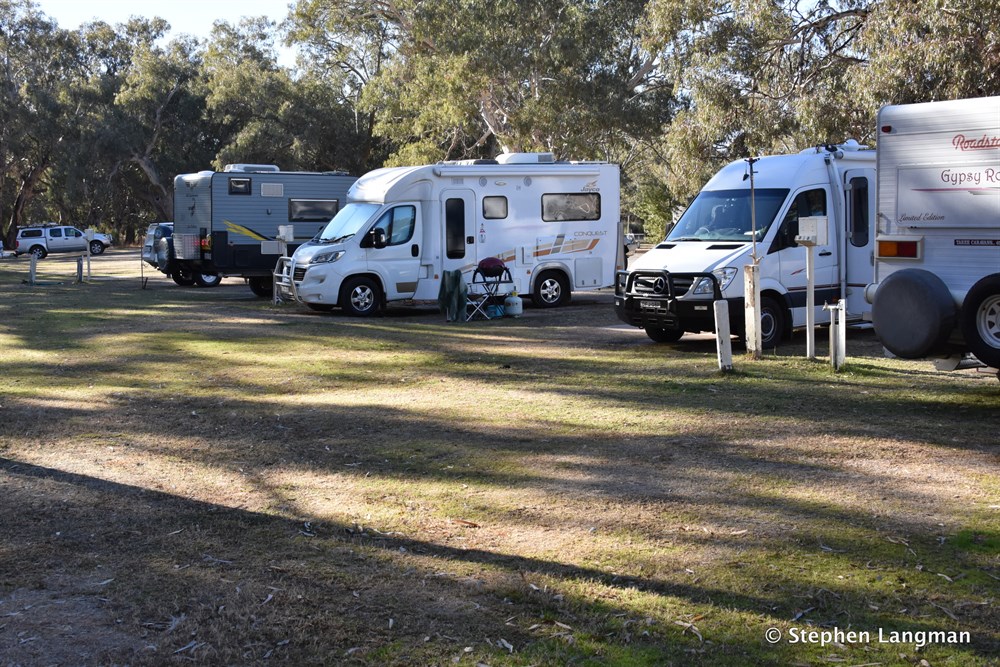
[317,203,381,243]
[666,188,789,242]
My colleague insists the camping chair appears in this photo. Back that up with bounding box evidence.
[467,257,513,320]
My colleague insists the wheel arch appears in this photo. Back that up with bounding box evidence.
[530,262,572,293]
[337,272,385,306]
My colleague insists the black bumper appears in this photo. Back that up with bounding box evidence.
[613,269,740,333]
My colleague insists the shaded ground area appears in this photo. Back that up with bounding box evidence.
[1,249,997,666]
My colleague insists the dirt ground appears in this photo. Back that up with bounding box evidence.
[1,249,997,666]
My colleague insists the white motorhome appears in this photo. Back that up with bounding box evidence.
[865,96,1000,370]
[615,142,876,346]
[277,153,622,315]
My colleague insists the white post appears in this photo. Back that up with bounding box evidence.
[714,300,733,372]
[805,244,816,359]
[826,299,847,371]
[836,298,847,369]
[744,263,761,359]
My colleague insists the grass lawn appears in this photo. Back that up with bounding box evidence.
[1,250,997,666]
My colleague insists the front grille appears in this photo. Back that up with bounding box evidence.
[293,267,307,281]
[630,272,694,298]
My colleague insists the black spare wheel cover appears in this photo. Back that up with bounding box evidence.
[872,268,956,358]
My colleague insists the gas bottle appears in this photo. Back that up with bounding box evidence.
[504,290,523,317]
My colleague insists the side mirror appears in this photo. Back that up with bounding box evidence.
[370,227,388,249]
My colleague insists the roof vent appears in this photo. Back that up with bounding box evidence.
[495,152,555,164]
[223,164,281,173]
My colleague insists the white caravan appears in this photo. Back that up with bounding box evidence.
[865,96,1000,370]
[614,142,877,346]
[277,153,621,315]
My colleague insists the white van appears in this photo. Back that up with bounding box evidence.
[277,153,622,315]
[615,142,876,346]
[865,96,1000,370]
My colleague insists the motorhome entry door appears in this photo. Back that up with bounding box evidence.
[441,189,476,276]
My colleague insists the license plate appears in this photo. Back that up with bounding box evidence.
[640,300,660,310]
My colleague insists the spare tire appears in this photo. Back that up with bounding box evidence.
[960,274,1000,368]
[872,268,956,359]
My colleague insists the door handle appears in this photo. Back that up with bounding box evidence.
[411,244,419,257]
[819,250,832,256]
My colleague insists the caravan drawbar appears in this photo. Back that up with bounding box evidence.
[278,152,622,314]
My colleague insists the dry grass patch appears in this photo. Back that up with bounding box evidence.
[1,250,997,665]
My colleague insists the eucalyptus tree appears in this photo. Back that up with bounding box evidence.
[0,0,88,247]
[289,0,671,167]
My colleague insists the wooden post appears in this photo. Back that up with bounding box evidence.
[744,263,761,359]
[29,254,38,285]
[714,300,733,372]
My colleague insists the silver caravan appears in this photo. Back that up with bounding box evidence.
[277,153,622,315]
[866,96,1000,370]
[172,165,357,296]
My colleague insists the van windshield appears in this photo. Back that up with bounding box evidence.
[666,188,789,242]
[317,203,380,243]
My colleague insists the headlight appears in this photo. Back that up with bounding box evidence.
[692,267,739,295]
[311,250,345,264]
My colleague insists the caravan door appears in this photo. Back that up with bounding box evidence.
[440,190,476,276]
[365,204,422,300]
[843,170,874,317]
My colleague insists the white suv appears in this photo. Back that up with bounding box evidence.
[14,224,113,258]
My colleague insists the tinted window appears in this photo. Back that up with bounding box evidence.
[289,199,340,222]
[483,196,508,220]
[771,189,826,253]
[21,229,42,238]
[49,228,63,238]
[229,177,251,195]
[445,198,466,259]
[849,177,869,248]
[372,206,416,246]
[541,193,600,222]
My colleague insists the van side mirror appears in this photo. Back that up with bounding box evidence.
[366,227,388,249]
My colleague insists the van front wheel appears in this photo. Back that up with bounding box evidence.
[341,276,382,316]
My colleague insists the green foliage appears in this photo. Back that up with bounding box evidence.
[2,0,1000,247]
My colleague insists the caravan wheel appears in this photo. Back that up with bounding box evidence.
[248,276,272,297]
[171,267,196,286]
[961,274,1000,368]
[195,273,222,288]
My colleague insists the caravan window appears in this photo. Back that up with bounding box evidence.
[289,199,340,223]
[483,196,508,220]
[372,206,416,246]
[849,177,869,247]
[229,178,251,195]
[541,193,600,222]
[445,198,466,259]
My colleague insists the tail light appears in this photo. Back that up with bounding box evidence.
[877,239,921,259]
